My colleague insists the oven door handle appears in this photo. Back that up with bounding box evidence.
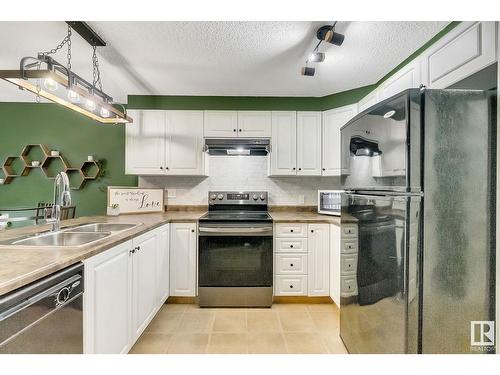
[199,226,273,236]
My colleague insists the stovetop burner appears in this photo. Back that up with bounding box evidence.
[201,191,271,223]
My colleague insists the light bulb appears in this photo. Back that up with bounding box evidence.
[383,110,396,119]
[43,78,58,92]
[100,107,110,117]
[67,90,80,103]
[85,99,96,111]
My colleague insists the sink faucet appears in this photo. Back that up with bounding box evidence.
[44,172,72,232]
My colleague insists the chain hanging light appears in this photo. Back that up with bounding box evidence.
[0,23,132,124]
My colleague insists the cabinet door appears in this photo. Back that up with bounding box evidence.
[237,111,272,137]
[165,110,205,175]
[421,22,496,89]
[84,240,132,354]
[269,111,297,176]
[170,222,197,296]
[156,224,170,305]
[329,224,341,306]
[132,231,158,340]
[297,111,322,176]
[125,110,166,175]
[322,105,357,176]
[204,110,238,138]
[358,89,380,113]
[378,59,421,101]
[308,224,330,296]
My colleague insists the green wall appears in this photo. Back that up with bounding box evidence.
[0,103,137,217]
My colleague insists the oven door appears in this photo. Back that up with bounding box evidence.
[198,223,273,288]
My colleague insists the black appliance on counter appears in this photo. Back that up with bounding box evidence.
[198,191,273,307]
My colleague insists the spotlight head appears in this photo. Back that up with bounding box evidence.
[309,52,325,63]
[317,25,344,46]
[301,66,315,76]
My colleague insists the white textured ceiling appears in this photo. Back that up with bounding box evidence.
[0,21,447,102]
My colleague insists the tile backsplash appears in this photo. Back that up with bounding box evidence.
[139,156,341,206]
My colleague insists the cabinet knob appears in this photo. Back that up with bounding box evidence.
[166,167,169,170]
[290,263,294,267]
[130,249,136,255]
[290,245,293,248]
[289,285,294,289]
[191,229,195,233]
[290,229,294,233]
[233,129,237,132]
[292,167,296,170]
[298,168,302,171]
[238,129,242,132]
[322,168,325,171]
[311,229,314,233]
[160,166,163,170]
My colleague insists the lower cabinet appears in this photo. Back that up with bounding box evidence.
[83,224,171,354]
[274,222,332,297]
[131,230,159,341]
[169,222,198,297]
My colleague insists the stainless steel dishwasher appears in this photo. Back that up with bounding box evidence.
[0,262,83,354]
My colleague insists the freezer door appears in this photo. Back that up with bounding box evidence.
[340,193,421,354]
[340,89,422,193]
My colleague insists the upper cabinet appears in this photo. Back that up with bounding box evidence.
[268,111,322,177]
[204,111,238,137]
[237,111,272,137]
[321,104,358,176]
[269,111,297,176]
[204,110,271,138]
[378,59,422,101]
[296,112,322,176]
[421,22,497,89]
[357,89,380,113]
[126,110,166,175]
[125,110,206,176]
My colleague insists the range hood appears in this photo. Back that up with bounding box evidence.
[204,139,270,156]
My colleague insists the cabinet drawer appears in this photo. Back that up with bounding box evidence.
[275,223,308,237]
[341,239,358,254]
[275,254,308,274]
[340,276,358,297]
[275,238,308,253]
[275,275,307,296]
[341,253,358,275]
[342,224,358,238]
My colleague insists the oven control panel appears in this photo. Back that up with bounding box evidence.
[208,191,268,205]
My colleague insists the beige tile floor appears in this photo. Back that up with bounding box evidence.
[130,303,347,354]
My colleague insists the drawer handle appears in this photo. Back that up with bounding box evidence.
[290,245,294,248]
[311,229,314,233]
[290,263,294,267]
[289,285,294,289]
[290,229,294,233]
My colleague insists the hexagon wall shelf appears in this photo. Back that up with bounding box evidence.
[0,144,100,190]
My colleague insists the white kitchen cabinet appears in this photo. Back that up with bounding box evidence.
[165,110,206,175]
[126,110,206,176]
[84,240,132,354]
[297,111,322,176]
[125,110,166,175]
[170,222,198,297]
[131,231,158,341]
[421,22,497,89]
[358,89,380,112]
[330,224,341,306]
[204,110,238,137]
[307,224,330,296]
[237,111,272,137]
[269,111,297,176]
[378,59,422,101]
[156,224,170,305]
[321,104,357,176]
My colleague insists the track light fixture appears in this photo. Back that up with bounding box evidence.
[300,21,344,77]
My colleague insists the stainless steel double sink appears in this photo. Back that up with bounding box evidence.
[1,222,142,247]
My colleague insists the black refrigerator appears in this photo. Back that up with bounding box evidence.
[339,88,496,354]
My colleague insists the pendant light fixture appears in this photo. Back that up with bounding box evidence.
[301,21,344,77]
[0,23,132,124]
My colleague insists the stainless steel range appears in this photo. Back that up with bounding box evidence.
[198,191,273,307]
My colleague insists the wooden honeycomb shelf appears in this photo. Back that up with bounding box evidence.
[0,144,101,190]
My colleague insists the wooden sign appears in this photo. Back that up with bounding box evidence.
[107,187,164,214]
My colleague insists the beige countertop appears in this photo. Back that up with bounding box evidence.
[0,211,205,296]
[269,211,342,225]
